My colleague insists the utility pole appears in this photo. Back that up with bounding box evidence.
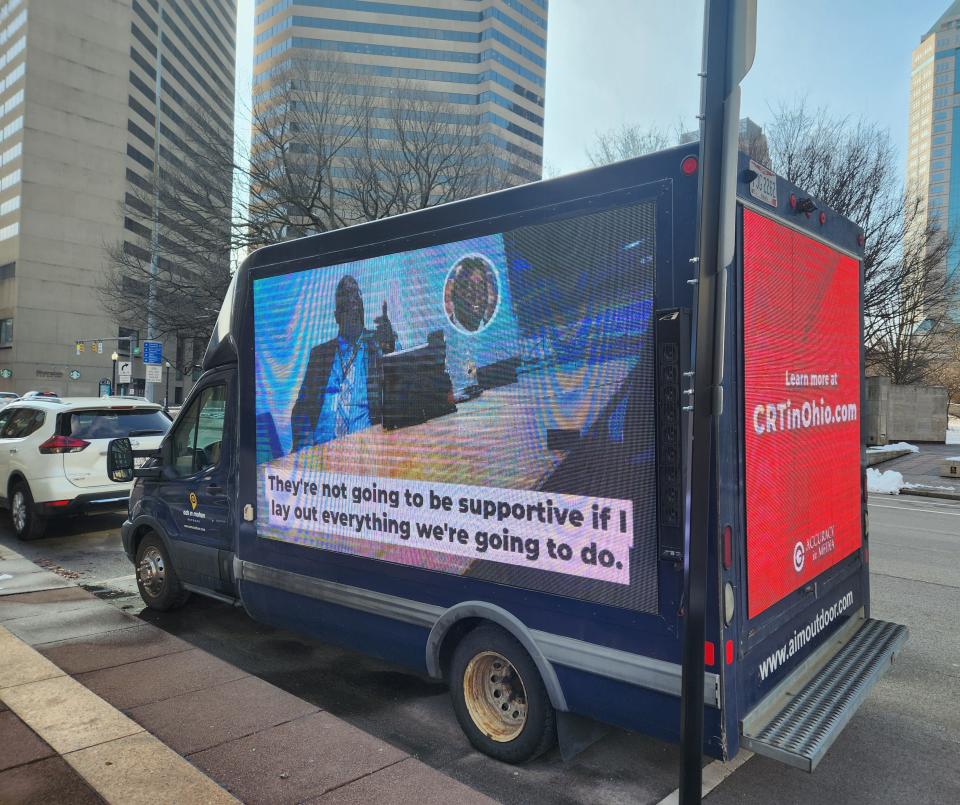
[680,2,756,804]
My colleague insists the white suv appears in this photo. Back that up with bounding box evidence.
[0,397,170,540]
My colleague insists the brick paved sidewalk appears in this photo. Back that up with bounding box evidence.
[0,545,494,805]
[877,443,960,499]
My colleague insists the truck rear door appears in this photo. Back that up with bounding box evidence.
[732,201,907,771]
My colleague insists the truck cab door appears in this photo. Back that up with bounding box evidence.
[157,370,235,594]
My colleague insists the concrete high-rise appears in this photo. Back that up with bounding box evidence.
[252,0,547,189]
[0,0,236,400]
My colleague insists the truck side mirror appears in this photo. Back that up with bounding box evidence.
[107,438,134,482]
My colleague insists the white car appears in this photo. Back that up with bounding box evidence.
[0,397,171,540]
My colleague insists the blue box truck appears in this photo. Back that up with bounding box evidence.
[109,145,907,770]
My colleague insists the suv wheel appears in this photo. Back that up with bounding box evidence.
[135,532,190,611]
[11,482,47,541]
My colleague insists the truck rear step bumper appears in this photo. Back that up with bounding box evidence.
[740,617,908,772]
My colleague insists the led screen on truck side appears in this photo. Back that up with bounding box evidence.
[743,208,863,619]
[252,201,662,612]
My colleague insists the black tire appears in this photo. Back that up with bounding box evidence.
[450,625,557,763]
[10,482,47,541]
[134,532,191,611]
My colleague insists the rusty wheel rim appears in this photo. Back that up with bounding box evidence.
[463,651,527,742]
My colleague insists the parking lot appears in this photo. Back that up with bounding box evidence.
[2,494,958,804]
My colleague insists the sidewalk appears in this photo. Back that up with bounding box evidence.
[0,544,495,805]
[875,443,960,500]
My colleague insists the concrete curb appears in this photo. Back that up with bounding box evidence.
[0,623,240,804]
[900,488,960,502]
[0,545,498,805]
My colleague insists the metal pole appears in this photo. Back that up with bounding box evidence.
[112,358,117,397]
[680,2,755,803]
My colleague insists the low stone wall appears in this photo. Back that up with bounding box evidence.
[864,377,948,445]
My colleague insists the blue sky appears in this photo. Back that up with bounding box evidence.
[234,1,950,180]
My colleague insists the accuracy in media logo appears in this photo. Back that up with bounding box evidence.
[793,541,805,573]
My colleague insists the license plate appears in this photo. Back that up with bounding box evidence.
[748,159,778,208]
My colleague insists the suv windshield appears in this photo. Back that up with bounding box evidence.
[65,409,171,440]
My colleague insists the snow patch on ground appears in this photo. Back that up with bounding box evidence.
[904,482,958,492]
[947,417,960,445]
[867,467,904,495]
[866,442,920,454]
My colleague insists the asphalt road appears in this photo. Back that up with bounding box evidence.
[2,495,958,804]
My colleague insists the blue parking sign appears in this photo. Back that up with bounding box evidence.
[143,340,162,365]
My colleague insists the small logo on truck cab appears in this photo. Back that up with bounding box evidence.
[189,492,198,511]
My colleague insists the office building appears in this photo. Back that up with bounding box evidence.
[0,0,236,400]
[252,0,548,198]
[908,1,960,314]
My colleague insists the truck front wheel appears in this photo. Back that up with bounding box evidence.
[135,532,190,611]
[450,625,556,763]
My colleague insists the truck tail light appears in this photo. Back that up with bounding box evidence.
[704,641,716,666]
[39,435,89,454]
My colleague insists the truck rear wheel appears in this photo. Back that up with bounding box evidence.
[135,533,190,611]
[450,625,556,763]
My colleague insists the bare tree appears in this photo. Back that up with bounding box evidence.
[102,55,524,352]
[586,123,678,167]
[765,100,960,381]
[765,101,906,344]
[100,111,235,371]
[587,117,770,166]
[342,81,512,222]
[868,228,960,384]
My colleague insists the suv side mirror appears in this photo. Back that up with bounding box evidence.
[107,438,134,482]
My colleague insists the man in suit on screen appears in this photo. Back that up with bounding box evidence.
[290,275,396,450]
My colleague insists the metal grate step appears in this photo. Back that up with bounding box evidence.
[741,618,908,772]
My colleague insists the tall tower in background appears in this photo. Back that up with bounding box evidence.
[252,0,547,193]
[0,0,235,399]
[908,1,960,289]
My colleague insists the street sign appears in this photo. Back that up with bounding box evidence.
[145,364,162,383]
[118,360,132,383]
[143,340,162,365]
[0,368,11,379]
[69,370,81,380]
[99,378,111,396]
[96,341,104,354]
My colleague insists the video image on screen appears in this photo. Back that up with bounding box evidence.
[254,201,660,611]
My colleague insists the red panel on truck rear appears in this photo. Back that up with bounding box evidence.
[742,208,862,619]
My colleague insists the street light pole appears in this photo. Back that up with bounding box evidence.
[680,2,755,804]
[111,351,118,397]
[164,360,171,411]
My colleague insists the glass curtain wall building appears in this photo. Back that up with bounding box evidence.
[252,0,548,205]
[0,0,235,398]
[908,0,960,316]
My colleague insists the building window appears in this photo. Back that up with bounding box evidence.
[0,221,16,240]
[0,317,11,346]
